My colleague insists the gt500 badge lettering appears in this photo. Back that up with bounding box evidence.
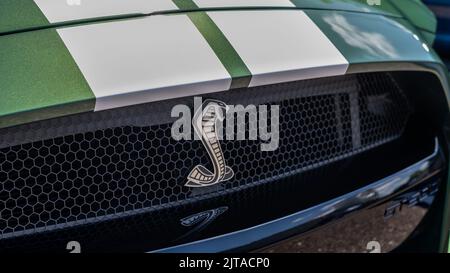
[186,100,234,187]
[181,207,228,228]
[178,207,228,241]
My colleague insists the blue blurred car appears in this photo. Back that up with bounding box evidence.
[424,0,450,55]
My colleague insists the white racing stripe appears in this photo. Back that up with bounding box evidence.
[207,10,349,87]
[55,9,350,112]
[34,0,177,23]
[193,0,295,8]
[57,15,231,111]
[34,0,296,24]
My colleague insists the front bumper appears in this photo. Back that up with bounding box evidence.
[155,138,445,253]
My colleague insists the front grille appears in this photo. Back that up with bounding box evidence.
[0,73,411,239]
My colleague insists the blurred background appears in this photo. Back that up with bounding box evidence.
[424,0,450,63]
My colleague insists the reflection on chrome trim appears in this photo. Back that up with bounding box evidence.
[154,138,442,253]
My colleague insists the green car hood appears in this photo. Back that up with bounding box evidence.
[0,0,436,35]
[0,0,446,129]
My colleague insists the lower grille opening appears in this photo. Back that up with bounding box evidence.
[0,71,443,252]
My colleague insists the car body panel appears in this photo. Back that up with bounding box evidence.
[155,141,443,253]
[389,0,437,46]
[390,0,437,33]
[0,3,447,129]
[0,29,95,129]
[306,10,438,65]
[0,1,449,254]
[0,0,431,35]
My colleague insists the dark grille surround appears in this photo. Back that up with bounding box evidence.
[0,73,411,239]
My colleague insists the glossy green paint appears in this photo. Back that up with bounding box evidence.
[293,0,437,37]
[0,0,48,34]
[305,10,441,66]
[289,0,399,16]
[420,30,437,46]
[0,1,447,254]
[0,0,430,36]
[173,0,252,89]
[0,5,445,130]
[389,0,437,33]
[0,29,94,128]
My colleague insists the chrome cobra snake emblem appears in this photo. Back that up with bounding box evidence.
[185,100,234,188]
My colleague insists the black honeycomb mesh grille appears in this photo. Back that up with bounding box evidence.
[0,73,411,238]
